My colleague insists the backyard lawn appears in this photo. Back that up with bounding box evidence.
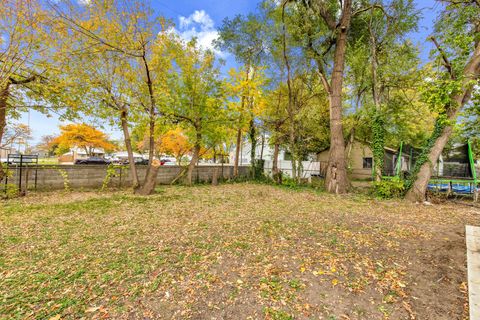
[0,183,478,319]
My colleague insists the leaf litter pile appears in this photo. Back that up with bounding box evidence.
[1,183,478,319]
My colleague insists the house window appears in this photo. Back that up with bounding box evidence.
[363,157,373,169]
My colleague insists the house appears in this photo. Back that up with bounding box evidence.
[58,147,106,164]
[229,136,414,180]
[229,136,321,178]
[316,140,413,180]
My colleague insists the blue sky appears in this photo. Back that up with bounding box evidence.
[20,0,441,146]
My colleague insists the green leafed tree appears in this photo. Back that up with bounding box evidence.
[216,13,268,177]
[406,0,480,201]
[49,0,179,194]
[167,40,227,185]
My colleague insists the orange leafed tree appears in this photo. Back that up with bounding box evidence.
[53,123,116,156]
[158,128,192,165]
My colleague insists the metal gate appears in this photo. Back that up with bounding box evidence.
[4,154,39,195]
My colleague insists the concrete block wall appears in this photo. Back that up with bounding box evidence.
[3,164,250,191]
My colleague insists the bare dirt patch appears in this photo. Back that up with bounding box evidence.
[1,183,478,319]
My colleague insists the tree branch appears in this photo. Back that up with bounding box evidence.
[353,4,390,18]
[429,36,456,80]
[9,75,36,85]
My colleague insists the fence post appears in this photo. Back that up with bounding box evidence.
[466,225,480,320]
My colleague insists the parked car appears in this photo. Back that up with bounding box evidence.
[137,158,150,165]
[113,157,146,165]
[74,157,111,165]
[161,159,175,166]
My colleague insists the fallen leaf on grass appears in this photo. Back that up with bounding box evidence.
[85,306,100,313]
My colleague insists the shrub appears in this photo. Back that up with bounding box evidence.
[372,177,405,199]
[1,184,19,199]
[280,173,299,188]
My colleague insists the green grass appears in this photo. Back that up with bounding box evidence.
[37,158,59,165]
[0,183,474,319]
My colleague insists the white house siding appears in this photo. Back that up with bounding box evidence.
[264,160,323,179]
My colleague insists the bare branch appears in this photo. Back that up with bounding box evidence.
[429,36,456,79]
[353,4,390,18]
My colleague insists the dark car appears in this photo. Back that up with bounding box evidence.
[119,158,149,165]
[74,157,111,165]
[137,158,150,165]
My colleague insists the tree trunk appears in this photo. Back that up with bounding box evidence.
[282,2,297,182]
[345,127,355,179]
[272,143,280,183]
[187,143,200,186]
[120,109,140,189]
[324,0,352,194]
[260,133,265,160]
[0,84,9,183]
[135,159,161,196]
[187,130,201,186]
[141,52,157,182]
[233,128,242,177]
[139,112,160,195]
[145,112,155,178]
[248,117,256,177]
[369,14,383,182]
[212,166,219,186]
[289,125,297,181]
[406,44,480,202]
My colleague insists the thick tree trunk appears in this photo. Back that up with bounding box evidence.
[187,129,201,186]
[212,166,219,186]
[120,109,140,189]
[139,113,160,195]
[406,44,480,202]
[272,143,280,182]
[135,159,161,196]
[324,1,352,194]
[187,143,200,186]
[0,84,10,183]
[233,128,242,177]
[405,124,455,202]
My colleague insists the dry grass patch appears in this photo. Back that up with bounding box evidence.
[0,183,478,319]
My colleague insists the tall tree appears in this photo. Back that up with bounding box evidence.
[168,40,226,185]
[349,0,420,180]
[289,0,354,193]
[216,13,267,176]
[406,0,480,201]
[225,66,267,176]
[0,0,53,182]
[50,0,177,194]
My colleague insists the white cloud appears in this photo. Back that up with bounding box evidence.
[179,10,214,31]
[51,0,91,5]
[175,10,226,58]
